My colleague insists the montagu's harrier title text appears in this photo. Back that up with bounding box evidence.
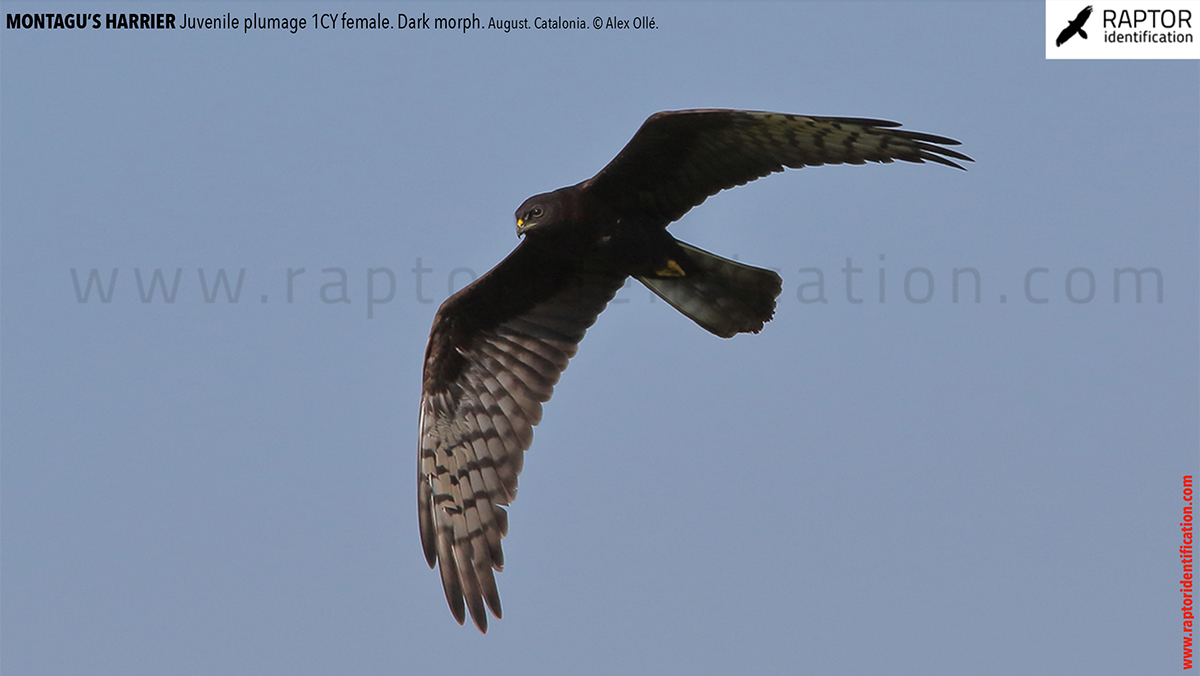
[5,12,658,34]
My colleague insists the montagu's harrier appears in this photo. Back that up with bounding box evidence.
[418,109,970,631]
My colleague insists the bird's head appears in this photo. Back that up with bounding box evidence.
[515,187,584,237]
[515,193,553,237]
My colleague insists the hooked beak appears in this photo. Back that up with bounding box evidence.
[516,218,527,237]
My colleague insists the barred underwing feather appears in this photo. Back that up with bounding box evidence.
[485,334,565,389]
[588,110,970,224]
[435,522,463,623]
[419,240,626,632]
[476,341,555,398]
[417,474,436,567]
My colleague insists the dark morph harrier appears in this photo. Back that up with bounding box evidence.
[1056,5,1093,46]
[418,109,970,631]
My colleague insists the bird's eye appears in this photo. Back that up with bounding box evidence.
[531,207,543,218]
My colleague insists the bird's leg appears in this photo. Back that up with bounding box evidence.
[652,259,687,277]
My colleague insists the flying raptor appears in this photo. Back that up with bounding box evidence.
[1057,5,1093,46]
[417,109,971,631]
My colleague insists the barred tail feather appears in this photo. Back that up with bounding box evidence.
[636,241,783,338]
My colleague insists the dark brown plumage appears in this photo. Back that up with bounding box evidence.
[418,109,971,631]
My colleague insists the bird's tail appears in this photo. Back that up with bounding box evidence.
[636,241,783,338]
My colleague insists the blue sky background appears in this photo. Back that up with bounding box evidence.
[3,2,1197,674]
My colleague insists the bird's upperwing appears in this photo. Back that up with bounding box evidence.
[418,240,626,632]
[585,109,972,225]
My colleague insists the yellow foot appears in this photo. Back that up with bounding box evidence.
[654,260,687,277]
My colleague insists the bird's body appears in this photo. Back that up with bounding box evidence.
[519,186,677,277]
[417,109,970,631]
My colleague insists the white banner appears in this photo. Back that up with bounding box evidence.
[1047,1,1200,58]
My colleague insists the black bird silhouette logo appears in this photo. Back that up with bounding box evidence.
[1056,5,1093,46]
